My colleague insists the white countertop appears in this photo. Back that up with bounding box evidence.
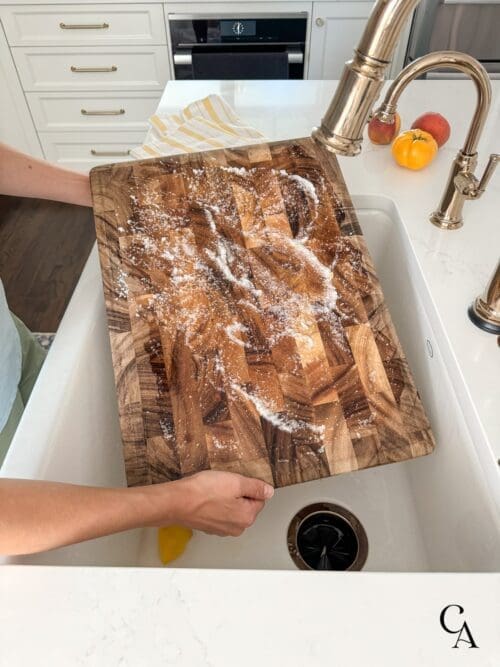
[0,567,499,665]
[1,79,500,665]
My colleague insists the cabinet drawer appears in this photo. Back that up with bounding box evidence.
[39,131,145,172]
[12,46,169,92]
[0,4,166,46]
[27,92,160,132]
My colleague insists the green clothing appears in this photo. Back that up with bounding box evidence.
[0,315,46,466]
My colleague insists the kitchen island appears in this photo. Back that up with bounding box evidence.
[1,79,499,665]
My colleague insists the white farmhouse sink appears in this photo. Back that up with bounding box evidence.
[2,195,500,571]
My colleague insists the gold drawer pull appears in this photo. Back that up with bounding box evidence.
[60,22,109,30]
[71,65,117,73]
[81,108,125,116]
[90,149,131,157]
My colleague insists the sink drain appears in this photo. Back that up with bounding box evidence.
[287,503,368,571]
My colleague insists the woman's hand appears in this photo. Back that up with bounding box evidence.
[141,471,275,537]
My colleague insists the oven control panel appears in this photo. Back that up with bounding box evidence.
[169,15,307,47]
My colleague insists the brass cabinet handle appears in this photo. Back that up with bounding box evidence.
[90,149,131,157]
[60,22,109,29]
[71,65,117,73]
[81,108,125,116]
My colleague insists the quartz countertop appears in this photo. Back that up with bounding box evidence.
[0,567,499,665]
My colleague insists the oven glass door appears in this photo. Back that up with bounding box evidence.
[173,46,304,80]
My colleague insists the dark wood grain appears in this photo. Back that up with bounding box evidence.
[0,195,95,332]
[90,138,435,488]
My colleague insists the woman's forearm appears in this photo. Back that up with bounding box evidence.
[0,472,273,555]
[0,142,92,207]
[0,479,163,555]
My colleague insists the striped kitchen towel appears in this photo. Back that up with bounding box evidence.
[130,94,266,159]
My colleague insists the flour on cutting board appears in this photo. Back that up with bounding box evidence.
[278,169,320,205]
[225,321,248,348]
[115,269,129,299]
[114,162,347,437]
[94,140,437,488]
[232,382,325,436]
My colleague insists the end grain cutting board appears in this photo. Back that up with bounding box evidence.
[90,138,435,488]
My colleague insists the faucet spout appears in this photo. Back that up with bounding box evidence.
[374,51,492,229]
[312,0,422,156]
[376,51,491,156]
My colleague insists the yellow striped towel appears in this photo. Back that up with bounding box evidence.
[130,94,266,159]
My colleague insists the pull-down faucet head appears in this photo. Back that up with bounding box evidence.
[312,0,422,155]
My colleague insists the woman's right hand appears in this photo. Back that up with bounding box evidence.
[142,470,275,537]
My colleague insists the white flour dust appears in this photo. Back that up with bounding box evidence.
[115,269,129,299]
[231,382,325,436]
[278,169,320,205]
[205,241,262,299]
[225,322,248,348]
[113,161,346,437]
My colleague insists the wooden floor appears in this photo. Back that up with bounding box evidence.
[0,195,95,332]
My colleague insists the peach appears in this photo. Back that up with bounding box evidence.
[368,112,401,145]
[411,112,450,148]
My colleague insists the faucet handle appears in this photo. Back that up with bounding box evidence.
[454,171,479,198]
[454,153,500,199]
[477,153,500,194]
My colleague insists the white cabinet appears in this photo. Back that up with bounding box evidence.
[26,91,159,132]
[0,2,170,170]
[0,4,165,47]
[13,45,169,92]
[308,2,374,79]
[0,19,42,156]
[39,130,145,172]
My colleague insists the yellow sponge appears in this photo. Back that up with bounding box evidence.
[158,525,193,565]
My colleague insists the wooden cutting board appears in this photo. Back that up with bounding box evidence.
[90,137,435,488]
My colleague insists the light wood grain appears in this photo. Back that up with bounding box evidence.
[90,137,435,488]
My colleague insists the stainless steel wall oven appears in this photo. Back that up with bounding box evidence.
[169,13,308,80]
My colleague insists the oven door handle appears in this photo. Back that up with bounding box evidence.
[173,49,303,66]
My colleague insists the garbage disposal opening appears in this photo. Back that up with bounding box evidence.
[287,502,368,571]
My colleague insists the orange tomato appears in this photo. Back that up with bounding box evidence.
[391,129,438,170]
